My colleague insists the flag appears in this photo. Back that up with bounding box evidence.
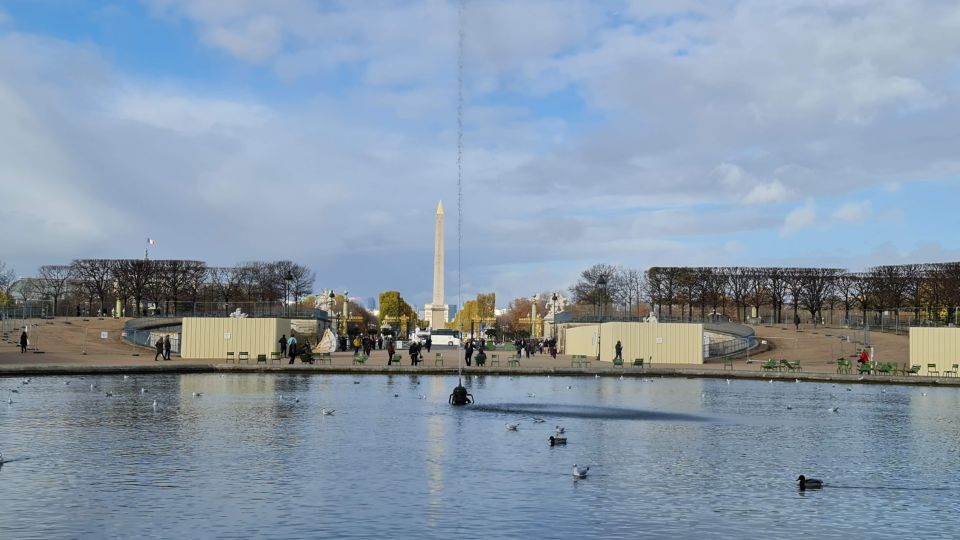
[147,238,157,246]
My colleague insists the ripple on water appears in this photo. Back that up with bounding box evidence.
[1,374,960,539]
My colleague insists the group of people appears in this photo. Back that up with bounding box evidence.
[153,335,173,361]
[511,338,559,359]
[279,334,313,364]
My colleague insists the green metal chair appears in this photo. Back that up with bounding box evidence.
[927,363,940,376]
[944,364,959,377]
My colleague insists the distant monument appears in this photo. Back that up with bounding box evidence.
[424,201,449,328]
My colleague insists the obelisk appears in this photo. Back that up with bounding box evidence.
[425,201,449,329]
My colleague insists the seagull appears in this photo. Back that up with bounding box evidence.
[555,426,566,434]
[123,375,129,380]
[595,374,600,379]
[506,423,519,431]
[90,384,96,391]
[152,400,158,410]
[527,392,536,398]
[572,464,589,479]
[619,375,624,381]
[22,378,30,385]
[726,379,731,384]
[786,405,793,410]
[769,380,773,383]
[321,408,335,415]
[829,407,840,413]
[192,392,203,398]
[6,399,12,405]
[532,417,545,423]
[845,387,852,391]
[418,394,427,400]
[566,385,573,390]
[64,381,70,385]
[140,388,146,394]
[857,376,864,381]
[921,392,927,396]
[795,379,801,383]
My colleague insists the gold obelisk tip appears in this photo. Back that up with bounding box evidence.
[436,200,444,215]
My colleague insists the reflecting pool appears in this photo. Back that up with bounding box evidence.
[2,374,959,539]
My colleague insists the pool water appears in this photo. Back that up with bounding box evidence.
[2,374,959,539]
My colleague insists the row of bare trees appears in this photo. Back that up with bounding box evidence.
[16,259,315,317]
[568,262,960,327]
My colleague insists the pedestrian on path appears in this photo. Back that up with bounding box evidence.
[19,330,28,353]
[163,335,172,360]
[154,337,163,361]
[288,334,298,364]
[615,340,623,361]
[279,334,287,356]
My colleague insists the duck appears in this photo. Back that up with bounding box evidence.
[321,408,335,415]
[572,464,589,478]
[549,436,567,446]
[797,475,823,490]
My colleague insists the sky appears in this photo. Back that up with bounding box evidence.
[1,0,959,309]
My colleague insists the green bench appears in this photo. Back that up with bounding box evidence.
[388,354,402,365]
[353,354,368,365]
[632,358,645,369]
[760,359,779,372]
[507,354,520,367]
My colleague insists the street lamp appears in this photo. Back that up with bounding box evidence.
[284,271,293,317]
[328,291,336,339]
[531,294,539,338]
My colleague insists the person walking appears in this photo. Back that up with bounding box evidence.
[163,335,172,360]
[614,340,623,361]
[465,340,474,366]
[425,336,432,353]
[154,336,164,361]
[279,334,287,357]
[19,330,28,353]
[353,336,361,355]
[386,338,396,363]
[287,334,298,364]
[794,313,801,331]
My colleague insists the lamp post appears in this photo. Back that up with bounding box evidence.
[596,275,607,361]
[328,291,336,336]
[283,271,293,317]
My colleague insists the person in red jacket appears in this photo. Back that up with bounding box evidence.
[858,349,870,364]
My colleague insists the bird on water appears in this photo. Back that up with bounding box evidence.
[797,475,823,490]
[572,464,589,479]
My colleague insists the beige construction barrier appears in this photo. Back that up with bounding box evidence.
[909,327,960,376]
[564,321,704,365]
[181,317,288,360]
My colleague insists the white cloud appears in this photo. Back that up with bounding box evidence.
[781,201,817,235]
[743,179,791,205]
[832,201,872,223]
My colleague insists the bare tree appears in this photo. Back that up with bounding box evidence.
[747,269,769,323]
[36,265,75,316]
[0,261,14,291]
[797,268,842,327]
[71,259,115,315]
[726,267,751,322]
[570,264,620,308]
[112,259,156,316]
[767,268,789,324]
[209,266,243,314]
[833,272,859,325]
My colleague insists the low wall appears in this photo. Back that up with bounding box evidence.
[564,322,704,364]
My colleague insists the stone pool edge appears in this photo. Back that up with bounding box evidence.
[2,363,960,387]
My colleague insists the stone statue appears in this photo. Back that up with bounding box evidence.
[229,308,248,318]
[314,289,335,313]
[547,292,569,317]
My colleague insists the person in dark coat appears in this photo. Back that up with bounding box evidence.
[154,337,164,361]
[615,340,623,361]
[20,330,28,353]
[464,340,474,366]
[425,336,432,353]
[279,334,287,356]
[163,335,172,360]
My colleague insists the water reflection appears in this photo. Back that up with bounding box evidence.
[2,374,960,539]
